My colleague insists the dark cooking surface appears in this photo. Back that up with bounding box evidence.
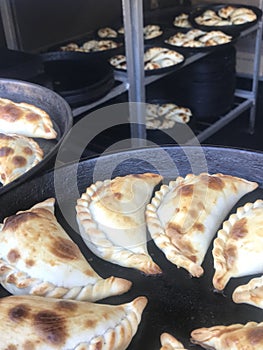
[0,146,262,349]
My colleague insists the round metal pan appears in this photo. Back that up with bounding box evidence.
[189,4,262,33]
[46,34,124,60]
[95,22,165,43]
[0,145,262,349]
[109,44,185,76]
[40,51,115,107]
[163,27,239,53]
[0,78,73,195]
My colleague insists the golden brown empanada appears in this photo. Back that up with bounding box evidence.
[213,199,263,291]
[0,133,43,185]
[146,173,258,277]
[191,321,263,349]
[232,275,263,309]
[0,97,57,139]
[0,198,131,301]
[160,333,188,350]
[76,173,163,274]
[0,294,147,349]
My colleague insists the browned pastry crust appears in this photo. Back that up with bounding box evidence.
[232,275,263,309]
[0,97,57,139]
[213,199,263,291]
[146,173,258,277]
[0,294,147,349]
[160,333,188,349]
[0,198,132,301]
[76,173,163,274]
[191,321,263,349]
[0,133,43,185]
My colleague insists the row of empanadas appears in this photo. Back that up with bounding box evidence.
[0,97,57,186]
[195,6,257,27]
[165,29,232,48]
[145,102,192,130]
[61,39,120,52]
[97,24,162,40]
[109,47,184,71]
[0,294,147,350]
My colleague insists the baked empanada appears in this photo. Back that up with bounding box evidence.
[0,198,131,301]
[0,294,147,349]
[146,173,258,277]
[76,173,163,274]
[0,133,43,185]
[232,275,263,309]
[160,333,188,350]
[213,199,263,291]
[191,321,263,349]
[0,97,57,139]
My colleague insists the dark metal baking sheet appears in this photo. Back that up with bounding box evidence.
[110,44,185,76]
[163,27,239,53]
[0,78,73,195]
[189,3,262,33]
[0,145,262,349]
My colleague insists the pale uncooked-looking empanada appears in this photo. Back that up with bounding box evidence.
[160,333,188,350]
[0,133,43,185]
[213,199,263,291]
[0,97,57,139]
[146,173,258,277]
[233,275,263,309]
[76,173,163,274]
[0,198,131,301]
[0,294,147,349]
[191,321,263,349]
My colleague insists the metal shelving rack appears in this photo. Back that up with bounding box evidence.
[72,1,263,146]
[1,0,262,145]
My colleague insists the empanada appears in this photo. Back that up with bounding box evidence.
[0,133,43,185]
[146,173,258,277]
[191,321,263,349]
[160,333,188,350]
[213,199,263,291]
[76,173,163,274]
[0,97,57,139]
[97,27,118,38]
[0,294,147,349]
[0,198,131,301]
[232,275,263,309]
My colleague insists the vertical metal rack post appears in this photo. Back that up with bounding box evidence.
[122,0,147,145]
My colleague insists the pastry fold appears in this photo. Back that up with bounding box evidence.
[0,198,131,301]
[76,173,163,274]
[213,199,263,290]
[0,294,147,350]
[191,321,263,350]
[146,173,258,277]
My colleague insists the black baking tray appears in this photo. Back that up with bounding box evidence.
[46,33,124,60]
[163,27,239,53]
[0,78,73,195]
[189,3,262,33]
[0,145,262,349]
[109,44,185,76]
[40,51,115,107]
